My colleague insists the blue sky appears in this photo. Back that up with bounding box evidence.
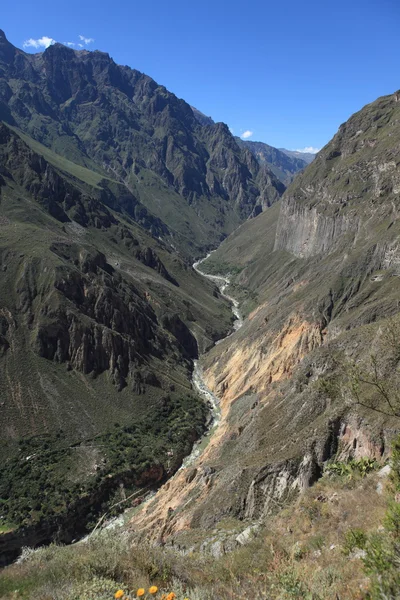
[2,0,400,152]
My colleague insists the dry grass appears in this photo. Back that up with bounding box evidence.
[0,468,390,600]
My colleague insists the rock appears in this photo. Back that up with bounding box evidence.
[185,468,197,484]
[209,540,224,558]
[315,494,328,502]
[235,525,257,546]
[350,549,367,560]
[377,465,391,478]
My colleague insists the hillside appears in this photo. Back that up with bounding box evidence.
[236,138,308,184]
[190,108,307,186]
[0,117,234,552]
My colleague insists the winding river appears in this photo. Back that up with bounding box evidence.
[180,253,243,469]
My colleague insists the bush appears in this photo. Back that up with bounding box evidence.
[362,435,400,599]
[325,457,378,480]
[342,528,367,556]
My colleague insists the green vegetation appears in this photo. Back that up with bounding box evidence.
[325,458,379,480]
[342,528,368,556]
[363,436,400,599]
[0,394,206,531]
[196,261,243,278]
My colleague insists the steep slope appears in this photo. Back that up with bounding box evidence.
[236,138,308,184]
[190,108,306,187]
[0,29,284,257]
[0,119,235,553]
[129,89,400,548]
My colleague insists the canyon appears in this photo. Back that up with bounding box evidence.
[0,28,400,600]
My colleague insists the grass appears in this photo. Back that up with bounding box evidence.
[0,457,393,600]
[0,525,17,535]
[9,126,109,189]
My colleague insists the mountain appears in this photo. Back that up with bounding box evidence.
[279,147,316,164]
[189,108,307,186]
[129,88,400,553]
[236,138,308,184]
[0,30,285,259]
[0,115,239,551]
[190,106,214,127]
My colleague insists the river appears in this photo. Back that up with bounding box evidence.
[180,253,243,469]
[1,254,243,564]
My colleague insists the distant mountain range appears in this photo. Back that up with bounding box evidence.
[236,138,310,184]
[278,147,316,164]
[190,107,312,185]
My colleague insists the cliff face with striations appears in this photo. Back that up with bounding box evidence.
[275,91,400,258]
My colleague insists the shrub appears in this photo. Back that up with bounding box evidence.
[362,434,400,599]
[342,528,367,556]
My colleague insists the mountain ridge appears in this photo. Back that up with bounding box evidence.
[0,29,285,258]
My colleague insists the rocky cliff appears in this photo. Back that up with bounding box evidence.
[275,91,400,257]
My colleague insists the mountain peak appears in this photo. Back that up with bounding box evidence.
[0,28,16,67]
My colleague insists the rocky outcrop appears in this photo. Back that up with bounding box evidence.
[274,195,361,257]
[275,90,400,258]
[18,246,178,390]
[134,247,177,284]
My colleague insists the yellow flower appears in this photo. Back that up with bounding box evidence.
[149,586,158,594]
[115,591,124,599]
[166,594,176,600]
[137,589,146,597]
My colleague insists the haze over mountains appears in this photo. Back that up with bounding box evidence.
[0,27,400,598]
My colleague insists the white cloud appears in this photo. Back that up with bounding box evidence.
[241,130,253,139]
[229,127,235,134]
[23,36,55,49]
[63,41,76,47]
[79,35,94,45]
[295,146,320,154]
